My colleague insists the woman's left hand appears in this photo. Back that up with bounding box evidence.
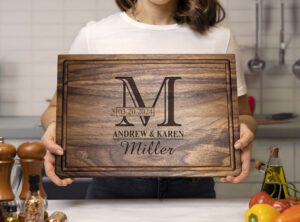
[220,123,254,183]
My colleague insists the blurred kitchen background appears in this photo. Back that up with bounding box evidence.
[0,0,299,199]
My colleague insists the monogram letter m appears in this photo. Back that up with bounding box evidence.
[115,77,181,127]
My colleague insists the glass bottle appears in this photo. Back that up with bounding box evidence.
[4,205,19,222]
[17,142,48,222]
[261,146,290,199]
[0,201,18,222]
[24,175,44,222]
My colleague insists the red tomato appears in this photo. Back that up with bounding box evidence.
[267,199,291,213]
[285,197,300,206]
[249,192,271,208]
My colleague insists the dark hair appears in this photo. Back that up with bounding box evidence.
[115,0,226,34]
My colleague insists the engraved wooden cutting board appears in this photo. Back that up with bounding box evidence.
[55,54,241,178]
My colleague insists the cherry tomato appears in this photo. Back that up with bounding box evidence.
[267,199,291,213]
[249,192,271,208]
[285,197,300,206]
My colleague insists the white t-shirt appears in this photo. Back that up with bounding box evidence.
[69,12,247,96]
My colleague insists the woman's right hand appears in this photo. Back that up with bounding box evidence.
[41,122,74,186]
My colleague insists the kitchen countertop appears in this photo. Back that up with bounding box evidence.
[0,116,299,139]
[47,199,248,222]
[255,116,300,139]
[0,116,43,139]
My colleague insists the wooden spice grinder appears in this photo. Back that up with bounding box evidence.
[17,142,48,222]
[0,137,16,201]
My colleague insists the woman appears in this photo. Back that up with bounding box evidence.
[41,0,257,199]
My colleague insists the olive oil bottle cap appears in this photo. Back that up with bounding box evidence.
[270,146,279,158]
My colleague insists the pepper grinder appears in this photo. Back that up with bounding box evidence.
[17,142,48,222]
[0,137,17,222]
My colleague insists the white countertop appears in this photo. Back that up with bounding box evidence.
[47,199,249,222]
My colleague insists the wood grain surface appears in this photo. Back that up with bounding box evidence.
[55,54,240,178]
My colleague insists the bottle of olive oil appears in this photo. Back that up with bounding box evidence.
[261,146,290,199]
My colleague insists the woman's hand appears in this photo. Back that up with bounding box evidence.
[220,123,254,183]
[41,123,74,186]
